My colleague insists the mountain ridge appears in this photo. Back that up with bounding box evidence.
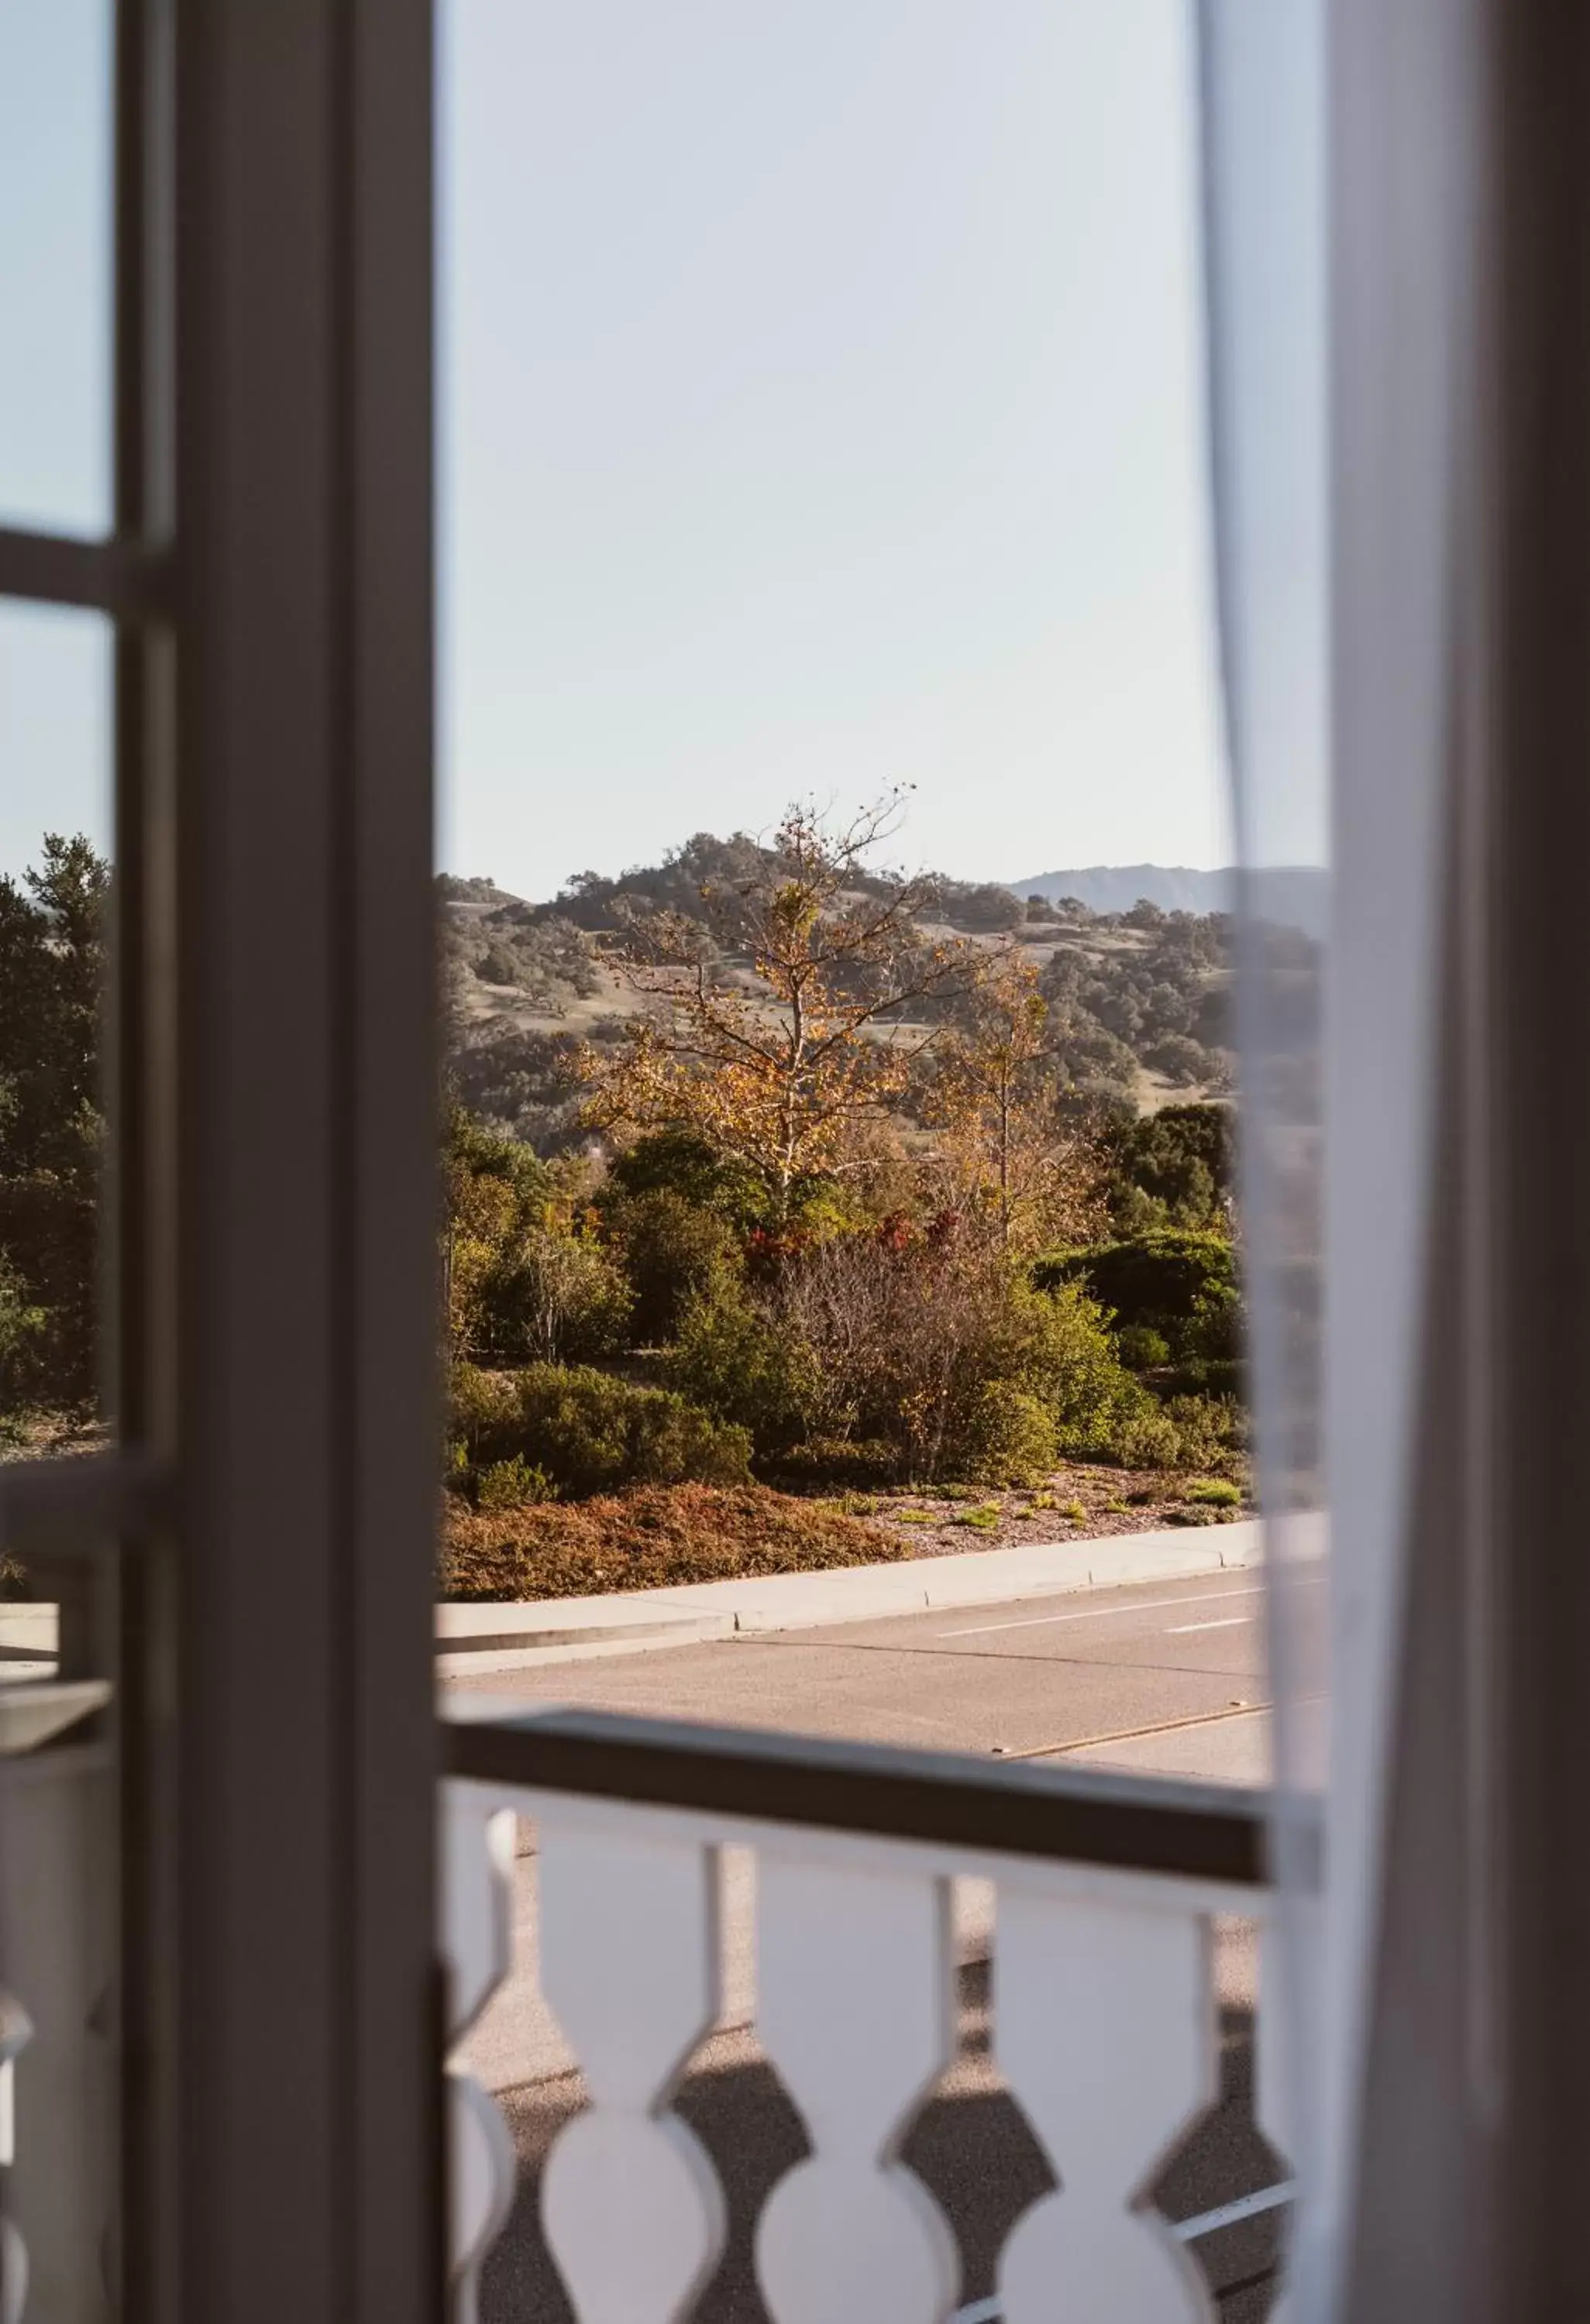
[1007,862,1327,935]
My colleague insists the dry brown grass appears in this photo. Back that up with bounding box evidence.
[441,1480,906,1602]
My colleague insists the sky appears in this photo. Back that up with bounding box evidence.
[5,0,1234,893]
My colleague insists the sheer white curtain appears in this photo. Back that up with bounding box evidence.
[1196,0,1482,2313]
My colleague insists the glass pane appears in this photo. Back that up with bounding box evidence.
[0,600,115,2313]
[0,602,113,1472]
[0,0,113,536]
[439,10,1274,2314]
[437,0,1251,1746]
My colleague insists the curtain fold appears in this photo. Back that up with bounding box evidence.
[1196,0,1483,2312]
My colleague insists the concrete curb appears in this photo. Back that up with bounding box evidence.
[435,1518,1263,1675]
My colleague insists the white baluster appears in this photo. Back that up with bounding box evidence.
[754,1852,958,2324]
[0,1752,114,2324]
[996,1886,1217,2322]
[439,1787,518,2324]
[0,1989,33,2324]
[1257,1906,1312,2324]
[538,1817,726,2322]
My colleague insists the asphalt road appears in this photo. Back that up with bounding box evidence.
[447,1563,1279,1781]
[449,1566,1293,2320]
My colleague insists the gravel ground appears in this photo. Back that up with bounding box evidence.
[827,1460,1251,1558]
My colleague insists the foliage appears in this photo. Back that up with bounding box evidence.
[958,1384,1060,1487]
[606,1129,768,1230]
[446,1025,591,1152]
[441,1481,904,1600]
[580,797,978,1219]
[659,1275,818,1449]
[1040,909,1232,1096]
[1186,1476,1242,1506]
[1103,1102,1234,1234]
[759,1227,1141,1483]
[931,879,1027,933]
[476,1455,558,1510]
[443,1110,632,1363]
[0,835,108,1411]
[450,1360,752,1498]
[0,1252,47,1402]
[1115,1323,1172,1370]
[1033,1232,1241,1367]
[604,1187,742,1345]
[440,881,598,1016]
[921,952,1102,1250]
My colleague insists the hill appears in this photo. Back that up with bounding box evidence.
[1010,865,1233,916]
[1010,862,1327,937]
[439,830,1264,1153]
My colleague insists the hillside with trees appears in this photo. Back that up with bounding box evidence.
[437,800,1258,1597]
[4,817,1265,1600]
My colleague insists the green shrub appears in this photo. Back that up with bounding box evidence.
[1033,1234,1241,1368]
[952,1504,1002,1532]
[607,1129,767,1232]
[490,1226,634,1365]
[448,1360,520,1442]
[765,1436,901,1490]
[1163,1394,1248,1476]
[1186,1476,1242,1507]
[456,1361,752,1497]
[1060,1498,1086,1522]
[608,1188,741,1345]
[661,1278,818,1448]
[1116,1323,1171,1370]
[1109,1400,1184,1470]
[893,1507,937,1525]
[477,1454,558,1509]
[958,1384,1060,1487]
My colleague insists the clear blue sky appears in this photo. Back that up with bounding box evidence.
[5,0,1234,892]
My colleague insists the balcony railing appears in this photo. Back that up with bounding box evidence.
[443,1710,1305,2323]
[0,1679,115,2324]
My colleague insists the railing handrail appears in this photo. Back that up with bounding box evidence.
[446,1707,1314,1889]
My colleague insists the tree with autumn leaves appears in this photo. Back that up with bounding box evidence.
[923,952,1102,1250]
[578,796,980,1222]
[580,796,1100,1243]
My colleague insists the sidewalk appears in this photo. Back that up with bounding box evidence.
[435,1518,1262,1675]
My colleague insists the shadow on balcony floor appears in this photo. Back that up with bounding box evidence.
[479,1958,1283,2322]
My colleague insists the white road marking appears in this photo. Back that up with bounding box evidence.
[939,1585,1264,1640]
[1164,1615,1254,1635]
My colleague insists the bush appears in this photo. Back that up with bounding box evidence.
[476,1455,557,1510]
[1033,1233,1241,1368]
[1186,1476,1242,1507]
[1102,1389,1248,1475]
[1115,1323,1171,1371]
[607,1129,767,1232]
[769,1232,1141,1483]
[454,1362,752,1497]
[487,1226,634,1365]
[765,1436,901,1490]
[1110,1401,1184,1470]
[661,1278,818,1448]
[441,1481,905,1600]
[608,1188,742,1345]
[1162,1394,1248,1475]
[958,1384,1060,1487]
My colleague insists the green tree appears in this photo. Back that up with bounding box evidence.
[0,835,109,1409]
